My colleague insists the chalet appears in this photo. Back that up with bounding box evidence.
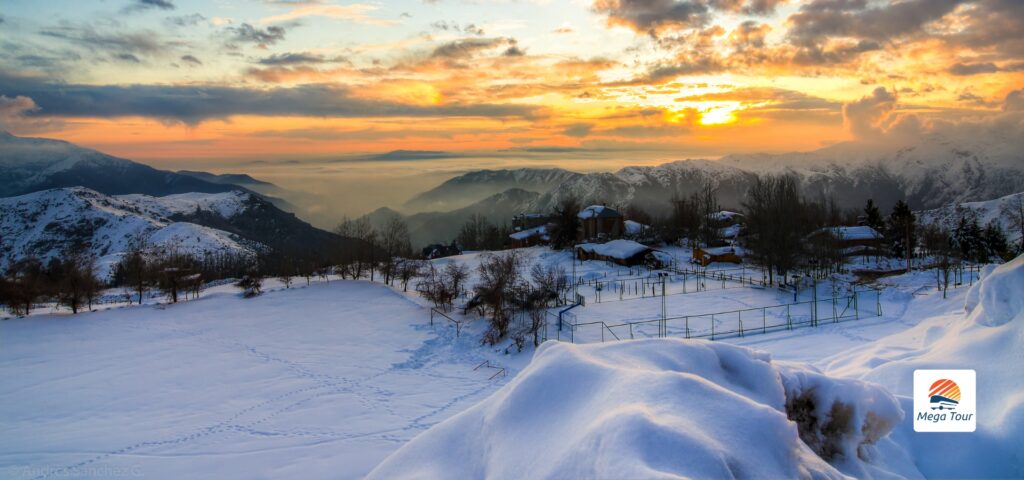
[692,245,743,266]
[808,226,884,257]
[710,211,745,240]
[422,243,461,259]
[512,213,553,231]
[509,224,550,248]
[578,205,624,241]
[576,239,671,268]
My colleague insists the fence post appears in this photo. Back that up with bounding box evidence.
[854,292,859,320]
[762,308,766,334]
[711,314,715,340]
[786,304,791,330]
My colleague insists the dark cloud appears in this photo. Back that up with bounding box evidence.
[429,37,516,60]
[592,0,710,35]
[949,61,1024,75]
[0,72,538,125]
[123,0,176,13]
[950,62,999,76]
[563,123,595,138]
[180,54,202,65]
[592,0,783,36]
[115,53,142,63]
[788,0,962,43]
[792,39,881,65]
[256,52,344,65]
[40,23,172,55]
[227,23,287,48]
[165,13,206,27]
[430,21,485,35]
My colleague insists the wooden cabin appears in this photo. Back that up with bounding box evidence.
[578,205,624,241]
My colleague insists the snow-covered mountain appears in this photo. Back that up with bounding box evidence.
[0,187,261,278]
[520,134,1024,215]
[0,187,356,279]
[403,168,581,213]
[918,191,1024,245]
[531,160,757,215]
[720,133,1024,210]
[0,132,248,198]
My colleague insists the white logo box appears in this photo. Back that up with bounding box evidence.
[914,369,976,433]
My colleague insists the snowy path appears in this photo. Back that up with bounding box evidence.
[0,281,508,479]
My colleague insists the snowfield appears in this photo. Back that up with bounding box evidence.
[0,280,516,479]
[1,250,1022,479]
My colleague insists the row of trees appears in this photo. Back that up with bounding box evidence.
[0,254,103,315]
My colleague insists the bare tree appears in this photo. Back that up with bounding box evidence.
[4,257,46,316]
[118,236,150,304]
[397,259,423,292]
[379,216,413,285]
[742,175,807,284]
[336,215,378,280]
[550,196,582,249]
[475,251,524,345]
[56,252,103,314]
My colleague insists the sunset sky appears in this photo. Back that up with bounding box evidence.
[1,0,1022,175]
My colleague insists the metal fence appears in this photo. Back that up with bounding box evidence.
[553,288,881,344]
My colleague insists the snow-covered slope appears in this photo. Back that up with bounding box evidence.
[370,339,909,479]
[918,191,1024,245]
[0,187,260,278]
[825,256,1024,479]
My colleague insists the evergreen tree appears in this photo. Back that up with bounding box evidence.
[886,200,916,260]
[863,199,883,231]
[982,221,1009,262]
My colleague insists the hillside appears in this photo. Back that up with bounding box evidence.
[0,132,251,198]
[0,187,354,279]
[917,191,1024,246]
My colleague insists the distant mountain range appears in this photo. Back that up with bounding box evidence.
[403,168,580,213]
[371,188,540,247]
[0,187,355,279]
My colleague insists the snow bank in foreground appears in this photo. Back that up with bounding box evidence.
[370,339,907,479]
[828,254,1024,478]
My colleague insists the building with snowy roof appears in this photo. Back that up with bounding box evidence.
[576,239,670,268]
[807,226,884,257]
[509,225,550,248]
[578,205,624,241]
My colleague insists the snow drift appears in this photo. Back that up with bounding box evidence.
[369,339,904,479]
[828,254,1024,478]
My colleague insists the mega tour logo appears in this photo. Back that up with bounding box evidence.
[914,370,976,432]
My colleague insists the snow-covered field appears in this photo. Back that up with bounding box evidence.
[0,280,521,479]
[2,249,1020,479]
